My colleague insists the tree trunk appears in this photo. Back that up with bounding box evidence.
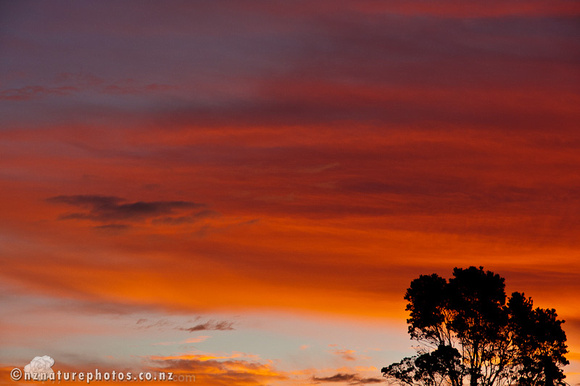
[469,369,478,386]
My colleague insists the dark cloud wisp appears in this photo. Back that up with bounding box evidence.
[178,320,235,332]
[47,195,205,223]
[312,373,383,384]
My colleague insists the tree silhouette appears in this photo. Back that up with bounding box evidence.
[382,266,568,386]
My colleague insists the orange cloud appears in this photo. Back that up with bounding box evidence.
[332,349,357,362]
[147,352,287,386]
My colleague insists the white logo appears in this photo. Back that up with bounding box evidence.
[24,356,55,381]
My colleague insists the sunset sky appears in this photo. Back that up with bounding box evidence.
[1,1,580,385]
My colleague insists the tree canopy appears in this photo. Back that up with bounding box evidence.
[382,266,568,386]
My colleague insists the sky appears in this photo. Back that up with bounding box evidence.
[1,1,579,385]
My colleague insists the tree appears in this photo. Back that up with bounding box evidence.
[382,266,568,386]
